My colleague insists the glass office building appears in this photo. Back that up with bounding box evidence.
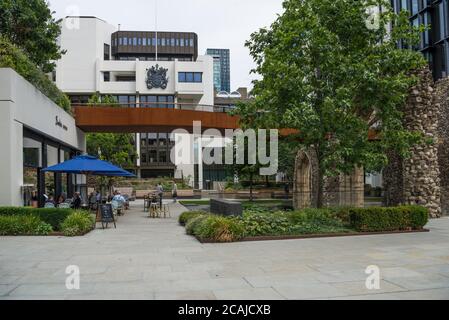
[206,49,231,92]
[392,0,449,79]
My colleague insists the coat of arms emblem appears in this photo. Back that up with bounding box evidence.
[146,64,169,90]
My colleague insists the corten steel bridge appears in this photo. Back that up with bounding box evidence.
[73,102,297,135]
[73,103,378,140]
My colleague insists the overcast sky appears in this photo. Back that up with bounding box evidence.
[48,0,284,91]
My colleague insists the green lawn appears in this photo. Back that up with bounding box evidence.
[179,199,286,207]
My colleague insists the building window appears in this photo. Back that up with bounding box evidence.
[171,38,175,46]
[411,0,418,15]
[140,95,175,109]
[178,72,202,83]
[148,149,157,163]
[159,150,167,163]
[119,37,123,45]
[123,37,128,45]
[69,95,90,104]
[401,0,408,11]
[190,38,194,47]
[112,95,136,107]
[104,44,110,60]
[148,133,157,147]
[161,38,166,46]
[142,38,147,46]
[180,38,184,47]
[104,72,110,82]
[141,133,147,148]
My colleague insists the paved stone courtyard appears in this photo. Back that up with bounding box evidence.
[1,200,449,300]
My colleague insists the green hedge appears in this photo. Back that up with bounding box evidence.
[0,215,53,236]
[182,205,429,242]
[349,206,428,232]
[0,207,73,231]
[0,36,71,112]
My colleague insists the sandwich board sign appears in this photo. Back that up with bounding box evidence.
[99,204,116,229]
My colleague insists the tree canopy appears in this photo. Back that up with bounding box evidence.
[86,95,137,167]
[0,0,65,72]
[238,0,427,206]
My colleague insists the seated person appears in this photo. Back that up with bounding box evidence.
[71,192,82,209]
[45,195,56,208]
[112,191,126,205]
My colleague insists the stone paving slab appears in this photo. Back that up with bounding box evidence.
[1,200,449,300]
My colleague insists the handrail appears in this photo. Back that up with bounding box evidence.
[72,102,236,113]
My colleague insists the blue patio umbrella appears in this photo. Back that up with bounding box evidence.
[42,155,136,177]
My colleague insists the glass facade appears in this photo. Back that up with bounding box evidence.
[206,48,231,92]
[140,95,175,108]
[393,0,449,79]
[112,95,136,107]
[139,132,175,168]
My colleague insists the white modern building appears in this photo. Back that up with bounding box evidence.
[54,16,216,186]
[0,68,85,206]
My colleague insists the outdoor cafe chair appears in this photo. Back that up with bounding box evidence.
[44,202,55,208]
[149,202,160,218]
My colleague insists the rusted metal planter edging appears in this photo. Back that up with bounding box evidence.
[195,229,430,244]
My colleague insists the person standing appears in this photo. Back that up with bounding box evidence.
[172,182,178,203]
[96,190,102,204]
[156,183,164,208]
[31,191,38,208]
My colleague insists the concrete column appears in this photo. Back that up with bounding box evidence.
[0,100,24,206]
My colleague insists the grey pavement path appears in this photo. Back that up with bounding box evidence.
[1,200,449,300]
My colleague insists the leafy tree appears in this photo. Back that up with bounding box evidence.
[239,0,427,207]
[86,94,137,177]
[88,93,118,106]
[0,0,65,72]
[87,133,136,167]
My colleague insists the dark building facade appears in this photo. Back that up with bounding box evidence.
[206,48,231,92]
[392,0,449,80]
[112,31,198,61]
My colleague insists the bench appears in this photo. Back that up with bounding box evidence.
[210,199,243,217]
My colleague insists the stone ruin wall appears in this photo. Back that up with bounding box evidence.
[294,68,449,216]
[293,149,364,209]
[436,77,449,216]
[384,68,443,217]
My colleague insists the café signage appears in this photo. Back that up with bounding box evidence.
[55,116,68,131]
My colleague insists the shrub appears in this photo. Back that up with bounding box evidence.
[0,36,71,112]
[0,207,72,231]
[178,211,207,226]
[240,213,292,237]
[0,215,53,236]
[185,215,210,235]
[61,211,95,237]
[349,206,428,232]
[194,215,245,242]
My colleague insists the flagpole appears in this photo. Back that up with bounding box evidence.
[155,0,158,61]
